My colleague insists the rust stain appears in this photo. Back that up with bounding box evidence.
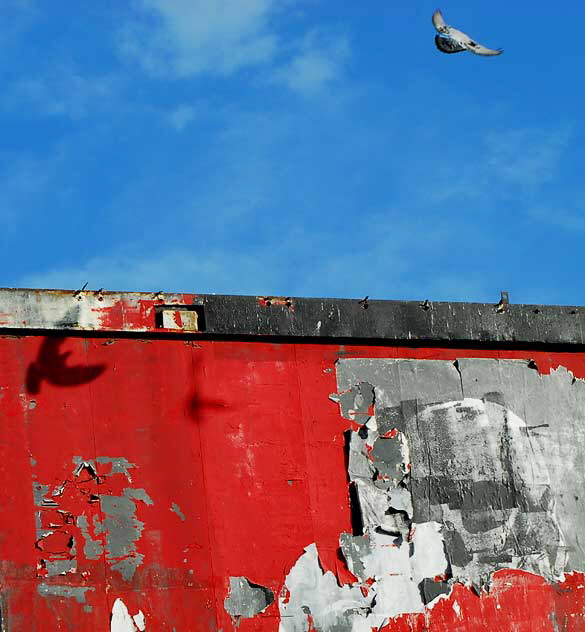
[257,296,293,309]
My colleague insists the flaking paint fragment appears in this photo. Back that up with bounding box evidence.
[97,488,153,580]
[97,457,136,482]
[33,483,57,508]
[329,381,375,421]
[224,577,274,619]
[36,529,77,578]
[73,459,97,479]
[33,457,152,581]
[170,502,186,521]
[37,583,94,603]
[44,558,76,576]
[77,514,104,559]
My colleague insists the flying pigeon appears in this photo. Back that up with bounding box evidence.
[432,9,503,56]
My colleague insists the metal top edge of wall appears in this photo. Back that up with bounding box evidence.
[0,287,583,345]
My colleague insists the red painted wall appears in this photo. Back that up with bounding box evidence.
[0,334,584,630]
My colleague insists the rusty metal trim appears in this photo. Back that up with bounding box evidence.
[0,288,584,345]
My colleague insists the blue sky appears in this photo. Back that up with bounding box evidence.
[2,0,584,304]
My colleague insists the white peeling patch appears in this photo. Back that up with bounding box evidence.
[398,430,410,470]
[388,486,413,515]
[110,598,146,632]
[355,525,447,611]
[133,611,146,631]
[280,531,449,630]
[411,521,449,583]
[452,600,462,618]
[279,544,370,631]
[370,573,423,622]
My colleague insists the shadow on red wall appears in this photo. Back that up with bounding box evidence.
[26,337,107,395]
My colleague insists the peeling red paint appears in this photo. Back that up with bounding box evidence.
[381,569,574,631]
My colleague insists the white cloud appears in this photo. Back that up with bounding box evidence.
[119,0,279,78]
[528,203,585,233]
[6,65,117,119]
[484,127,572,187]
[16,233,485,301]
[426,125,572,205]
[118,0,350,94]
[168,104,198,131]
[17,248,282,295]
[273,30,350,95]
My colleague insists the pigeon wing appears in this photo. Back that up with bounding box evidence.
[434,35,466,54]
[467,41,503,56]
[432,9,448,33]
[442,25,503,56]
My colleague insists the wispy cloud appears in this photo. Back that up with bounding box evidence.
[168,104,198,131]
[15,222,494,301]
[426,125,573,204]
[17,248,282,295]
[5,65,117,119]
[484,127,572,187]
[118,0,279,78]
[273,30,350,96]
[118,0,351,96]
[528,203,585,233]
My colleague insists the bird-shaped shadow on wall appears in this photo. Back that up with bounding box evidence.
[26,337,107,395]
[186,353,227,422]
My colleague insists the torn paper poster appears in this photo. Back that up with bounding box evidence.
[333,359,570,589]
[278,358,577,630]
[280,524,448,632]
